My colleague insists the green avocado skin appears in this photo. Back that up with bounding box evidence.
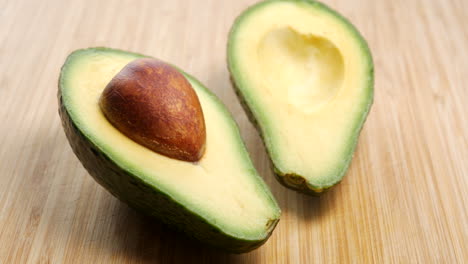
[58,49,279,253]
[228,0,374,195]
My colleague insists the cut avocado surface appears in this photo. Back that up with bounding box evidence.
[58,48,280,252]
[228,0,373,194]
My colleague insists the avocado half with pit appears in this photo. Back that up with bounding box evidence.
[58,48,280,253]
[228,0,374,195]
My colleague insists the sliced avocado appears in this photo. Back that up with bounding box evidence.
[228,0,374,195]
[58,48,280,252]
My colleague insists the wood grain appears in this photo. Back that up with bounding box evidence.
[0,0,466,263]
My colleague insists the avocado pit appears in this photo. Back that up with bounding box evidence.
[99,58,206,162]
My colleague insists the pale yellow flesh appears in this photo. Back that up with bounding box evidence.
[63,52,276,237]
[233,2,369,183]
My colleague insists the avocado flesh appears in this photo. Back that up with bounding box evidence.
[59,48,280,252]
[228,0,374,194]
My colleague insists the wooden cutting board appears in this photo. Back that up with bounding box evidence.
[0,0,466,262]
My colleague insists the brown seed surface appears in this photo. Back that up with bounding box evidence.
[99,58,206,162]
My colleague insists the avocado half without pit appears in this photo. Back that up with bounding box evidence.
[58,48,280,253]
[228,0,374,195]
